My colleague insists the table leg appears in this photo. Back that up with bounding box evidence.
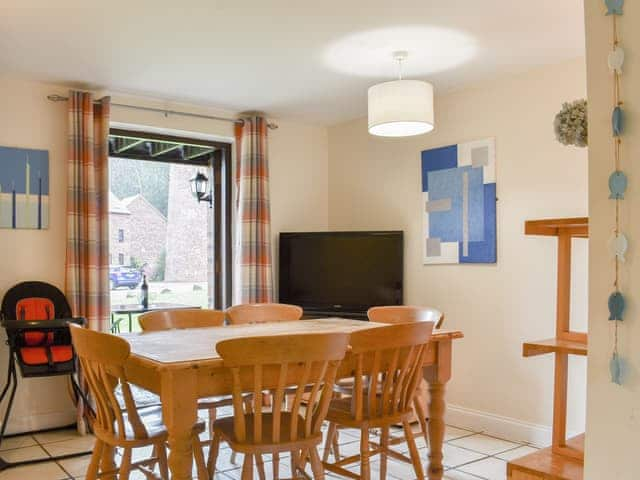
[427,381,446,480]
[161,369,198,480]
[128,313,133,333]
[423,339,452,480]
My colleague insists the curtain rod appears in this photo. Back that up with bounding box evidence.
[46,94,278,130]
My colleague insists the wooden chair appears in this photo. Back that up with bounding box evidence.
[369,305,443,447]
[138,308,226,331]
[322,322,435,480]
[326,306,443,461]
[208,332,351,480]
[68,323,207,480]
[226,303,305,411]
[226,303,303,325]
[139,308,249,466]
[139,308,235,429]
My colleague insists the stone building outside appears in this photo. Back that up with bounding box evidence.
[108,191,131,266]
[164,163,209,282]
[121,194,168,279]
[109,191,167,279]
[109,163,209,284]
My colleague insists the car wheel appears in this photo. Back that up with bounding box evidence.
[128,285,136,290]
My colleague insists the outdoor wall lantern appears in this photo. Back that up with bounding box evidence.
[189,171,213,207]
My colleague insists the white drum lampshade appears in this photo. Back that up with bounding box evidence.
[368,79,434,137]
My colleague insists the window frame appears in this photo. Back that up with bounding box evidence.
[108,128,233,309]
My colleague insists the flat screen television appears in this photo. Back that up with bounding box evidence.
[279,231,403,317]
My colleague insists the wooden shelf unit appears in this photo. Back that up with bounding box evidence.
[508,218,588,480]
[508,435,585,480]
[523,338,588,358]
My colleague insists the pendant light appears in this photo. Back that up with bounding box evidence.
[368,51,434,137]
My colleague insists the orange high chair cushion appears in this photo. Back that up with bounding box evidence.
[15,297,55,346]
[20,346,73,365]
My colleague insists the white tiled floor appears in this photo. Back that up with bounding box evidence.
[0,424,536,479]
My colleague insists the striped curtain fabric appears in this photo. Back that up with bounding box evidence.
[233,116,274,304]
[65,91,111,331]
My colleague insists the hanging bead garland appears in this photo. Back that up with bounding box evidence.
[605,0,626,385]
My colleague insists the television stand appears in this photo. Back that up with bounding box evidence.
[301,310,368,321]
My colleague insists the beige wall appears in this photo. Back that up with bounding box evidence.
[584,1,639,478]
[0,78,329,432]
[0,77,73,432]
[328,59,589,443]
[268,117,329,292]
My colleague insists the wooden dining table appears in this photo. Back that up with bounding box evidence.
[119,318,463,480]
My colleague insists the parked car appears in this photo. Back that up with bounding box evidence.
[109,266,142,290]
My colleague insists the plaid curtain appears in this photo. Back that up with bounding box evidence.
[65,91,111,331]
[233,116,274,304]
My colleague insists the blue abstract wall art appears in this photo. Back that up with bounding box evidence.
[0,146,50,229]
[422,138,496,264]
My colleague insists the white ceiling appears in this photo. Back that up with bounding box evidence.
[0,0,585,125]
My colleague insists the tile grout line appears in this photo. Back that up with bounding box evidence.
[336,429,511,479]
[340,426,531,479]
[445,431,480,442]
[32,433,76,480]
[450,467,491,480]
[350,428,526,478]
[433,430,531,479]
[446,442,537,480]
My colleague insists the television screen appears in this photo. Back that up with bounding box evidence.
[279,231,403,315]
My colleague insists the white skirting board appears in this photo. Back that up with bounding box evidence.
[2,409,77,436]
[445,404,566,448]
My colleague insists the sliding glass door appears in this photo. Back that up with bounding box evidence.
[107,129,231,331]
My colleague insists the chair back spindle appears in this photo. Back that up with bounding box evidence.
[349,322,435,421]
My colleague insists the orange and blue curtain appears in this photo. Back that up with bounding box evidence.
[65,91,111,331]
[233,116,274,304]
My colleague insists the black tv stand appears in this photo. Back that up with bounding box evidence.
[302,310,368,321]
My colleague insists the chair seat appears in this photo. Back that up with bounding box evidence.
[121,406,168,441]
[198,395,235,410]
[334,378,431,407]
[333,377,387,397]
[97,405,206,445]
[116,386,241,412]
[325,398,410,429]
[116,385,161,409]
[19,345,73,365]
[333,377,356,395]
[212,413,322,453]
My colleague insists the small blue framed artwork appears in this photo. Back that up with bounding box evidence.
[422,138,496,264]
[0,146,50,229]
